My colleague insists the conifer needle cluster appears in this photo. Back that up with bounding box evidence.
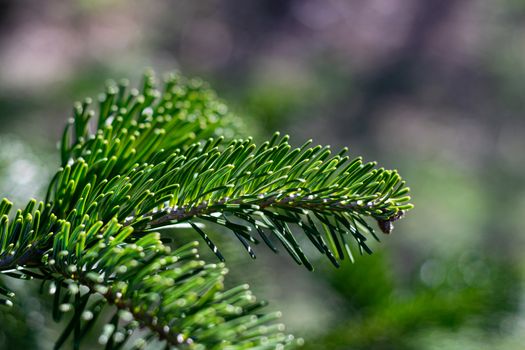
[0,71,412,349]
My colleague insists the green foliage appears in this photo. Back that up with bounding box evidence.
[0,71,412,349]
[0,276,39,348]
[304,253,521,350]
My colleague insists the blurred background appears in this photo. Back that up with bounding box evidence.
[1,0,525,349]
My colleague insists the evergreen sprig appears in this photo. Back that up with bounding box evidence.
[0,71,412,349]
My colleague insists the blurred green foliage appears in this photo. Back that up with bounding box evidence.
[304,252,521,349]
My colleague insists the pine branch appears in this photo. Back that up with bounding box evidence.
[0,198,298,348]
[42,218,298,349]
[0,70,413,349]
[47,134,412,270]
